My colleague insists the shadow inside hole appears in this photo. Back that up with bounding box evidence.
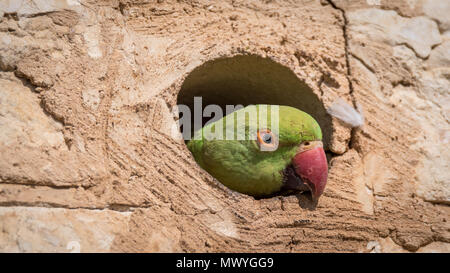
[295,193,318,210]
[177,55,332,204]
[177,55,332,149]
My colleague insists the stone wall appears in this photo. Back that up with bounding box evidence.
[0,0,448,252]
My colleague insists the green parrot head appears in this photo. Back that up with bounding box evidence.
[187,105,328,200]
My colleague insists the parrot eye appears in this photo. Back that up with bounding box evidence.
[257,129,277,151]
[263,134,272,143]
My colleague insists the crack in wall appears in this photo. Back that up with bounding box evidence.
[325,0,363,155]
[0,202,143,213]
[326,1,354,94]
[350,52,376,74]
[0,181,93,190]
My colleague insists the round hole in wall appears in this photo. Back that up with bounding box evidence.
[177,55,332,203]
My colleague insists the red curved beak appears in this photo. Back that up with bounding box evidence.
[292,144,328,200]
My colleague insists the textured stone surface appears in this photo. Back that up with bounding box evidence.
[0,73,107,188]
[0,0,82,17]
[0,0,449,252]
[0,207,131,252]
[347,8,441,59]
[422,0,450,31]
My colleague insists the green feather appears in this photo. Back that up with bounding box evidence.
[187,105,322,197]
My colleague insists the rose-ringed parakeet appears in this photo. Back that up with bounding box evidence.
[187,105,328,199]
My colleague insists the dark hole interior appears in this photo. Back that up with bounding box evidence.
[177,55,332,150]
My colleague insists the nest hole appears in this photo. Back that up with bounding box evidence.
[177,55,333,205]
